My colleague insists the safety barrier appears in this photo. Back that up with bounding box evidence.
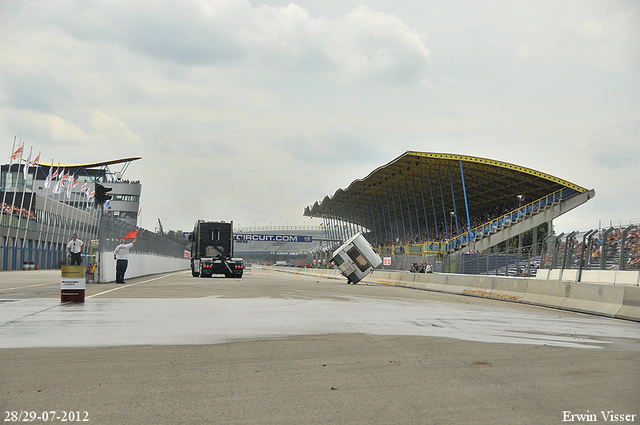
[272,266,640,322]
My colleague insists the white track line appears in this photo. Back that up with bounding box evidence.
[87,271,186,298]
[0,282,59,293]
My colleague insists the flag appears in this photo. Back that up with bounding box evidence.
[122,228,140,240]
[53,179,61,194]
[44,166,53,189]
[11,146,23,160]
[32,154,40,165]
[72,179,78,188]
[66,178,72,198]
[23,150,31,179]
[104,199,110,207]
[52,167,59,179]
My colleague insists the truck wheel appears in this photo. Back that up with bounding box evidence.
[192,269,200,277]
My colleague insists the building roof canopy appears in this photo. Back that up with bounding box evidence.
[304,151,588,223]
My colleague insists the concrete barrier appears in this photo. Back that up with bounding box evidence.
[273,267,640,322]
[538,268,640,286]
[562,283,626,317]
[521,280,570,309]
[617,287,640,321]
[100,253,190,283]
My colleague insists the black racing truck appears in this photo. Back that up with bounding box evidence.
[189,220,244,278]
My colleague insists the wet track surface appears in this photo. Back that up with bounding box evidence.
[1,267,638,350]
[1,267,639,424]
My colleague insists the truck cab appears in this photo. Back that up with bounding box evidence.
[190,220,244,278]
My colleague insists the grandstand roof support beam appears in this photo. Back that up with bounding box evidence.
[438,169,449,238]
[349,207,356,236]
[419,176,430,240]
[356,205,364,235]
[368,198,379,246]
[448,165,460,236]
[379,194,390,245]
[348,208,355,237]
[428,172,439,240]
[322,216,329,242]
[330,216,337,242]
[412,179,422,242]
[332,216,341,243]
[394,186,407,244]
[367,198,377,245]
[373,197,382,245]
[459,160,472,236]
[387,190,397,244]
[349,211,355,238]
[358,203,367,241]
[404,182,414,243]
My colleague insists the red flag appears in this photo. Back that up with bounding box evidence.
[122,228,140,240]
[11,146,23,160]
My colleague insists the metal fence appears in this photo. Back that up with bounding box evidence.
[539,224,640,273]
[98,214,185,258]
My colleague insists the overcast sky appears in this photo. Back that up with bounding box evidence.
[1,0,638,234]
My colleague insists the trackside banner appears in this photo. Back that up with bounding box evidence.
[235,234,313,243]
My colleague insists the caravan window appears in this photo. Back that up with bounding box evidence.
[347,246,369,272]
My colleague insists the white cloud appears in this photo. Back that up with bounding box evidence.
[22,0,429,84]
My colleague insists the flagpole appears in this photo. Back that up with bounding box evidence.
[7,141,25,260]
[8,143,29,268]
[4,138,20,244]
[63,170,77,266]
[14,146,32,232]
[51,164,64,267]
[21,151,39,263]
[1,136,17,222]
[68,171,83,265]
[1,137,17,269]
[37,159,54,269]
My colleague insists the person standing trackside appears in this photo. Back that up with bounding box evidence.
[66,234,84,266]
[114,237,136,284]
